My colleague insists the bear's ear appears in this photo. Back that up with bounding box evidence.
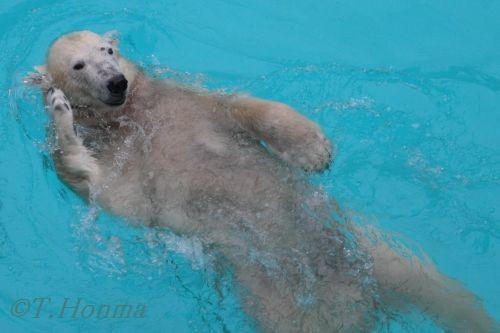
[35,65,47,75]
[24,65,52,88]
[103,30,120,47]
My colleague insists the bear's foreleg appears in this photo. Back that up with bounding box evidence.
[46,88,101,199]
[225,97,333,172]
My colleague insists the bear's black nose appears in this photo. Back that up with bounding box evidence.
[107,74,128,94]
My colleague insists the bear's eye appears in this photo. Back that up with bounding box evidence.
[108,48,114,55]
[73,62,85,70]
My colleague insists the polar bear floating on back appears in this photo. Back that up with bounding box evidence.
[27,31,497,332]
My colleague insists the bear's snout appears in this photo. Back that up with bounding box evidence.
[107,74,128,95]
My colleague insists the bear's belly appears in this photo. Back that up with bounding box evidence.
[93,131,377,333]
[146,142,299,233]
[94,127,298,228]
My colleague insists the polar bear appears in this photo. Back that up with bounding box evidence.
[27,31,497,333]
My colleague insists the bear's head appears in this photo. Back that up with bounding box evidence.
[41,31,134,108]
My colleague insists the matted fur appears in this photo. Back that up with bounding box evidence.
[32,31,498,333]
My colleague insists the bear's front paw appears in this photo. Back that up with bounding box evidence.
[277,124,333,172]
[46,87,72,115]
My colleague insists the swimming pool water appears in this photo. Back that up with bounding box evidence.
[0,1,499,332]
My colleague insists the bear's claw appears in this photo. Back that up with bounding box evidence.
[278,125,333,172]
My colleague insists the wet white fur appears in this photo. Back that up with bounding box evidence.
[37,31,497,333]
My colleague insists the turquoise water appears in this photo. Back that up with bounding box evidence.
[1,1,499,332]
